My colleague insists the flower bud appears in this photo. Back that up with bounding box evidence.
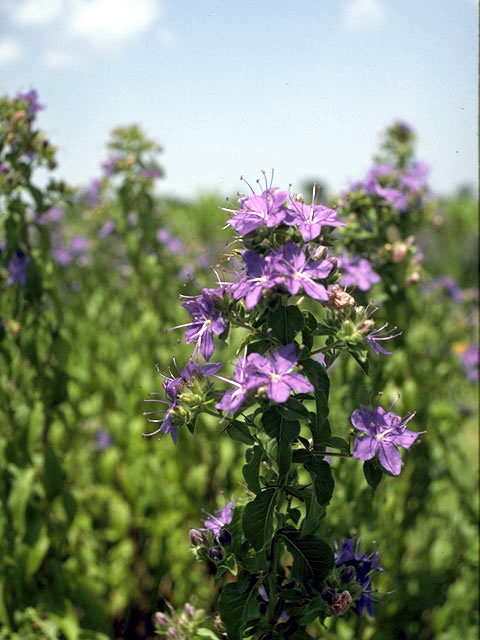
[154,612,169,626]
[208,546,224,562]
[183,602,196,618]
[167,627,179,639]
[327,285,355,310]
[217,528,232,546]
[406,271,420,284]
[189,528,206,547]
[357,319,375,335]
[12,111,26,123]
[392,242,408,263]
[331,590,353,615]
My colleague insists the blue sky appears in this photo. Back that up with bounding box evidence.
[0,0,477,198]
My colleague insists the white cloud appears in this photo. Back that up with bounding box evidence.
[343,0,386,30]
[68,0,160,46]
[0,37,24,66]
[9,0,64,26]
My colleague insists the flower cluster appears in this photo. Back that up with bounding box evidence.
[329,538,383,617]
[143,361,221,443]
[217,344,313,413]
[350,161,429,212]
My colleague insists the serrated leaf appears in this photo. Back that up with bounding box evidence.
[281,529,334,584]
[301,490,322,536]
[242,488,277,551]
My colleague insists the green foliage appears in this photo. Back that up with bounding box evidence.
[0,93,477,640]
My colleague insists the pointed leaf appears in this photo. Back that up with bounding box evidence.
[281,529,334,584]
[304,458,334,506]
[227,420,255,445]
[363,459,383,493]
[242,488,277,551]
[243,445,263,494]
[217,581,259,640]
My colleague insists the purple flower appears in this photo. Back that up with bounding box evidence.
[52,248,73,266]
[203,501,234,537]
[231,250,280,310]
[180,290,226,360]
[247,343,314,404]
[334,538,383,617]
[273,241,333,301]
[16,89,44,119]
[216,354,256,414]
[98,220,115,238]
[94,429,112,450]
[422,276,464,303]
[101,153,122,176]
[224,187,289,235]
[351,402,420,476]
[0,162,10,173]
[156,228,186,255]
[86,178,101,206]
[365,322,401,356]
[459,344,479,382]
[285,199,344,241]
[69,235,89,254]
[143,361,222,444]
[39,207,64,225]
[216,344,314,413]
[401,161,429,191]
[141,167,163,179]
[7,251,29,286]
[374,186,408,211]
[338,255,381,292]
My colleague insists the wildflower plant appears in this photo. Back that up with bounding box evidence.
[146,173,422,639]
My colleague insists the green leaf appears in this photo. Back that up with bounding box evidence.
[304,458,334,506]
[8,467,35,538]
[227,420,255,445]
[321,436,350,452]
[301,358,331,443]
[24,527,50,578]
[242,445,263,494]
[217,582,259,640]
[301,490,322,536]
[363,459,383,492]
[281,529,334,584]
[292,448,311,464]
[44,446,64,500]
[349,346,370,375]
[267,305,305,344]
[262,408,300,478]
[195,629,220,639]
[242,488,277,551]
[278,397,311,421]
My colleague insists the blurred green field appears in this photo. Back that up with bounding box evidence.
[0,98,478,639]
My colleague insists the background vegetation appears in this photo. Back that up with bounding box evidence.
[0,93,477,639]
